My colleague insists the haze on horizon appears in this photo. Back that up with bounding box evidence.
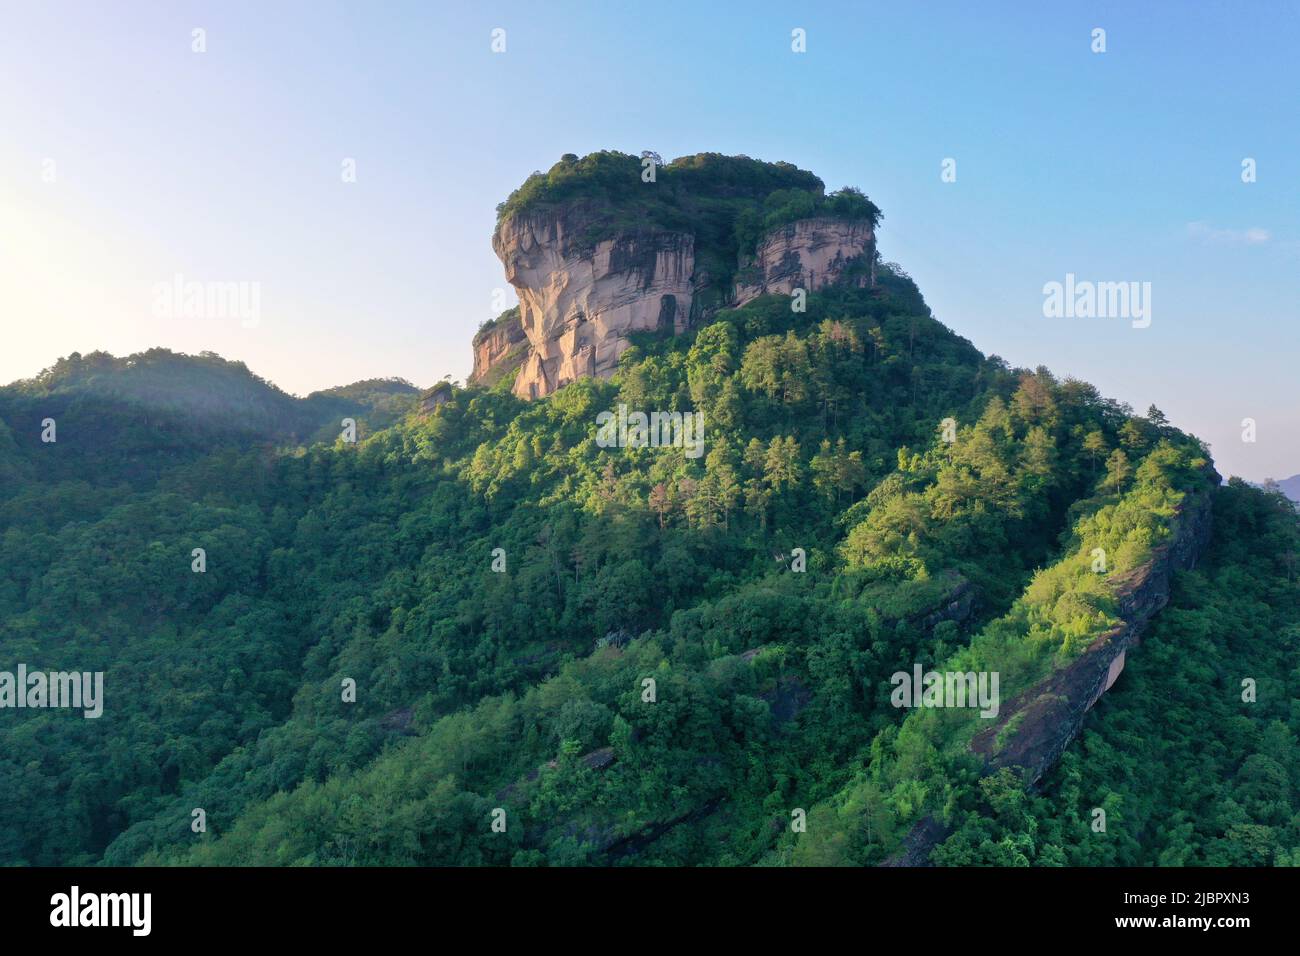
[2,1,1296,482]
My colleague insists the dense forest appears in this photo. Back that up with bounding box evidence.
[2,163,1296,867]
[931,481,1300,866]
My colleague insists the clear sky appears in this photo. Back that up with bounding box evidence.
[1,1,1296,480]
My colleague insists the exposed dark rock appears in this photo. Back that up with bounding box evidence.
[883,466,1218,865]
[380,706,414,734]
[469,310,529,387]
[419,382,454,413]
[581,746,615,771]
[760,674,811,725]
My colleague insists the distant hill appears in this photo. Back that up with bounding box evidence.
[1275,474,1300,503]
[0,348,421,484]
[1249,474,1300,504]
[2,348,419,439]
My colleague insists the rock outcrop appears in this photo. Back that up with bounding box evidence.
[481,209,876,399]
[733,217,876,307]
[491,211,696,399]
[419,381,454,413]
[882,467,1218,866]
[971,477,1215,781]
[469,309,528,387]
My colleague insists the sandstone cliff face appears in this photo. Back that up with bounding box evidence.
[470,311,528,387]
[733,217,875,307]
[883,470,1218,866]
[492,211,696,400]
[481,212,876,400]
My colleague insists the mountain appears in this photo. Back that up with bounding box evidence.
[1274,474,1300,503]
[480,151,879,398]
[0,349,421,485]
[1,152,1297,869]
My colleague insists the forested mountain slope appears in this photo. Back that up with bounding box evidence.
[0,349,419,481]
[2,154,1293,867]
[932,481,1300,866]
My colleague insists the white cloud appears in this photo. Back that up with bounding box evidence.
[1185,221,1272,245]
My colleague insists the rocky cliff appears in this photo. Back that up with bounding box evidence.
[970,480,1215,781]
[470,308,528,387]
[733,217,875,307]
[883,467,1218,866]
[492,210,697,399]
[484,212,876,399]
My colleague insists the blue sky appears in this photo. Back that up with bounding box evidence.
[1,0,1296,480]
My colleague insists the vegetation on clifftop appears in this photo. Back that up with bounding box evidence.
[495,151,881,283]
